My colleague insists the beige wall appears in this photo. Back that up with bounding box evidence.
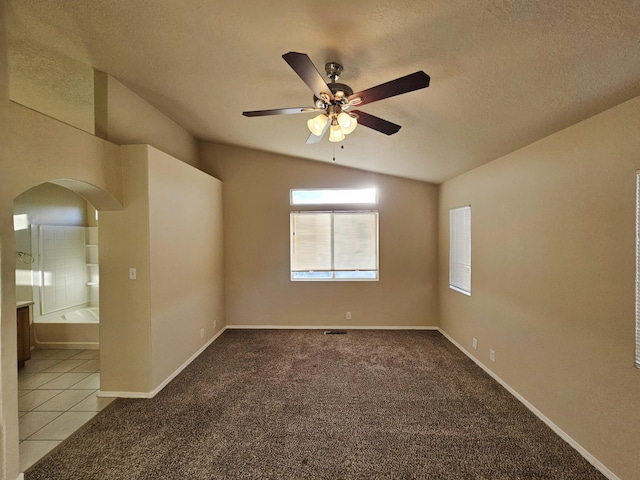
[200,143,439,328]
[4,102,123,205]
[148,146,224,388]
[100,145,224,395]
[439,96,640,479]
[2,7,13,475]
[99,145,153,394]
[94,71,200,168]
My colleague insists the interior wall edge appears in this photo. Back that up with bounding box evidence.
[99,74,200,169]
[98,326,228,399]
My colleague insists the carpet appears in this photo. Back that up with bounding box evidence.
[26,329,606,479]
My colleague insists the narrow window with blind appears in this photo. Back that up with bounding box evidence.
[635,172,640,367]
[450,205,471,295]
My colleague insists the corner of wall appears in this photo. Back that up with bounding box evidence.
[99,74,199,168]
[98,144,153,394]
[94,70,109,140]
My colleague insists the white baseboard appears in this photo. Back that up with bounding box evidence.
[98,327,227,399]
[34,341,99,350]
[16,474,25,480]
[97,390,154,399]
[437,328,620,480]
[226,324,438,330]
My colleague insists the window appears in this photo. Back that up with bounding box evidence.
[635,172,640,367]
[450,205,471,295]
[291,188,377,205]
[290,188,379,281]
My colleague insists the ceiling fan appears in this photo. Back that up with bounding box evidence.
[242,52,430,144]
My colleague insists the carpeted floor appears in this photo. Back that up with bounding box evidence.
[26,330,606,479]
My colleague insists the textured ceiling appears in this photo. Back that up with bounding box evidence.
[7,0,640,183]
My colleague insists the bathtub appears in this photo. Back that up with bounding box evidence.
[34,306,99,350]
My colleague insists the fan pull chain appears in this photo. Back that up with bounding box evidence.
[332,144,345,162]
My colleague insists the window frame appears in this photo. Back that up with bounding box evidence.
[449,205,471,296]
[290,209,379,282]
[290,188,377,206]
[289,187,380,282]
[635,172,640,367]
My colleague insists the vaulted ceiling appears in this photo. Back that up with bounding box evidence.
[7,0,640,183]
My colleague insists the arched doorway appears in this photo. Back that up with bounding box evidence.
[14,182,115,470]
[1,178,122,477]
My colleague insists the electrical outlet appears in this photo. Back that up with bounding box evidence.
[213,319,217,329]
[489,349,496,362]
[200,328,205,339]
[346,311,351,320]
[472,338,478,350]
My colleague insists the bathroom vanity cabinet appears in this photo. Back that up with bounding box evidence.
[17,302,32,368]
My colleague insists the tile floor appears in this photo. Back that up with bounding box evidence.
[17,349,115,472]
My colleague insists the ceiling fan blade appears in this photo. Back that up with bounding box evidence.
[243,107,322,117]
[351,110,401,135]
[306,132,323,144]
[282,52,334,103]
[348,71,430,107]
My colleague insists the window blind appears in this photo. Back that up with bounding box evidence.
[450,205,471,295]
[333,212,378,271]
[635,172,640,367]
[290,212,332,272]
[290,211,378,280]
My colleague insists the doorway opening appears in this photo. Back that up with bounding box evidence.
[13,182,114,471]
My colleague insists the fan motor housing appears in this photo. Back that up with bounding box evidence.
[329,82,353,99]
[325,61,343,80]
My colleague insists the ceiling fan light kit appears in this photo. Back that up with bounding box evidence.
[337,111,357,134]
[242,52,430,144]
[307,104,358,142]
[307,114,328,136]
[329,120,346,143]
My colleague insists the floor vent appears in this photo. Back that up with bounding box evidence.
[324,330,347,335]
